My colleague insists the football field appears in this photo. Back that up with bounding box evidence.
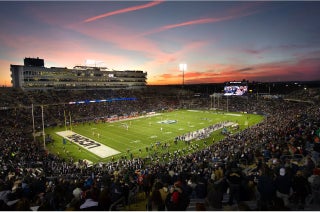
[45,109,264,164]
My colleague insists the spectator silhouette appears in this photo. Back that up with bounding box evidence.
[274,167,292,207]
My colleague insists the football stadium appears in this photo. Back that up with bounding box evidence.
[2,0,320,210]
[1,81,320,211]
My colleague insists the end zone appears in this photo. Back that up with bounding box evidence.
[56,130,120,158]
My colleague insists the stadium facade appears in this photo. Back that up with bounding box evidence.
[10,57,147,90]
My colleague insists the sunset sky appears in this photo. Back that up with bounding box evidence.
[1,1,320,86]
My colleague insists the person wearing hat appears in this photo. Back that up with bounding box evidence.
[274,167,293,208]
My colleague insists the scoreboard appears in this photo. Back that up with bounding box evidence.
[224,81,248,96]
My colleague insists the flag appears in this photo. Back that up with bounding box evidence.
[314,128,320,143]
[316,128,320,138]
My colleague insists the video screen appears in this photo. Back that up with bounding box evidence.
[224,84,248,96]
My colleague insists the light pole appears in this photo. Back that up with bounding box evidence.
[179,63,187,87]
[209,94,216,110]
[226,95,229,112]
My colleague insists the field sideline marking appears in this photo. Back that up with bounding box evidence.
[225,113,243,116]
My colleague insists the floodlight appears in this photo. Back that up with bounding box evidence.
[179,63,187,86]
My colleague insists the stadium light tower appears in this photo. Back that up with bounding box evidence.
[179,63,187,87]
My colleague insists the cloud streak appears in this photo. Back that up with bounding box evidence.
[140,7,260,36]
[83,0,164,23]
[142,17,231,36]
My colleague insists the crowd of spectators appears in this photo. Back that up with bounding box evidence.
[0,86,320,211]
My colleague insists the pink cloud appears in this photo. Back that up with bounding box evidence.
[141,16,231,36]
[0,28,132,71]
[67,19,210,71]
[83,0,164,23]
[141,4,260,36]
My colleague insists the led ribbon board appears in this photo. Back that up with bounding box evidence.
[68,97,137,104]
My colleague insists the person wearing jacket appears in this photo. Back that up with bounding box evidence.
[274,168,292,207]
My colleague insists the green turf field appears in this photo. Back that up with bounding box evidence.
[44,109,264,164]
